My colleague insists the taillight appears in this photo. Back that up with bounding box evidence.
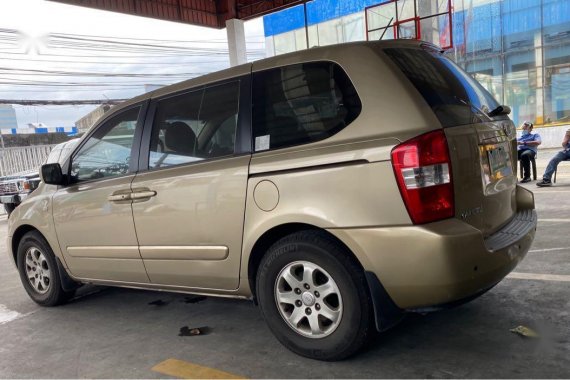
[391,129,454,224]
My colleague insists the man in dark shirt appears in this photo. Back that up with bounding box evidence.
[517,121,541,183]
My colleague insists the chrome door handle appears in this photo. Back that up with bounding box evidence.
[130,190,157,200]
[107,193,131,202]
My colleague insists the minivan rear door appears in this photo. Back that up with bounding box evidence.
[384,46,517,235]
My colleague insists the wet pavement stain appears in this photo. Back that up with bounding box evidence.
[148,299,169,306]
[181,296,207,304]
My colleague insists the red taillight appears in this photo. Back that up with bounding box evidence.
[391,129,454,225]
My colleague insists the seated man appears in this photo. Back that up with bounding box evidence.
[517,121,541,183]
[536,128,570,187]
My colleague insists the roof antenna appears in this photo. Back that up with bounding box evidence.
[379,17,394,40]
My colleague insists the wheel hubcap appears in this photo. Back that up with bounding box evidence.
[24,247,51,294]
[274,261,343,339]
[301,292,315,306]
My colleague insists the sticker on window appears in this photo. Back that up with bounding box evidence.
[255,135,270,151]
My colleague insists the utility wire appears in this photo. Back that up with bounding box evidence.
[0,67,209,77]
[50,31,266,44]
[0,99,126,105]
[0,56,231,65]
[0,28,265,102]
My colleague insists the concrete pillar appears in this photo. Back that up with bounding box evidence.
[534,31,544,125]
[265,36,275,57]
[226,18,247,67]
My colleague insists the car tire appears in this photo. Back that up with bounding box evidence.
[256,230,373,361]
[16,231,75,306]
[4,203,16,216]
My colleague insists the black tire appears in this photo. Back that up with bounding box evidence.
[16,231,75,306]
[256,230,373,361]
[4,203,16,216]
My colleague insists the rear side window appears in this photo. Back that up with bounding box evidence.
[252,62,361,151]
[384,48,502,127]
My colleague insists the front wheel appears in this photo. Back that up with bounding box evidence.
[256,230,373,361]
[17,231,75,306]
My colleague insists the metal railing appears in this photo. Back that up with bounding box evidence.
[0,145,56,177]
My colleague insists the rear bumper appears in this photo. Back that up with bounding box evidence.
[329,208,536,311]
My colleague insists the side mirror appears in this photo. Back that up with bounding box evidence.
[41,163,65,186]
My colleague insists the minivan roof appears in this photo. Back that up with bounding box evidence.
[110,39,436,115]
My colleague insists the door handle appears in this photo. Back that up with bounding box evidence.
[130,190,157,200]
[107,193,131,202]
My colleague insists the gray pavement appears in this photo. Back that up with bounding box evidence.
[0,149,569,378]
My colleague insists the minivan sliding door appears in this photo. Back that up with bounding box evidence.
[131,73,251,290]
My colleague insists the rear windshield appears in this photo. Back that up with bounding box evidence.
[384,48,503,127]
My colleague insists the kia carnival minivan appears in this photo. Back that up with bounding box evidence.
[8,40,536,361]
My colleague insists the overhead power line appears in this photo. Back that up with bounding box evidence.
[0,56,231,65]
[0,81,166,87]
[0,99,126,106]
[0,67,208,77]
[0,28,265,103]
[50,32,266,44]
[46,33,265,56]
[0,88,140,93]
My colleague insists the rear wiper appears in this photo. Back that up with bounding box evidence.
[487,105,511,117]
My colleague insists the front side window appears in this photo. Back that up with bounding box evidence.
[148,81,240,169]
[252,62,361,151]
[71,107,140,182]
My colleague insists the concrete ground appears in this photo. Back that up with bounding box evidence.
[0,149,569,379]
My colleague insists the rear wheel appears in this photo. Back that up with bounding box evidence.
[17,231,75,306]
[256,230,372,361]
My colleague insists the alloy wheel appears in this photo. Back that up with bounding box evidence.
[24,247,51,294]
[274,261,343,338]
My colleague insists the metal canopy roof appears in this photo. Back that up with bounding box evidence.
[49,0,306,29]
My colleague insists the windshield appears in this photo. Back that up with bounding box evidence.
[384,47,505,127]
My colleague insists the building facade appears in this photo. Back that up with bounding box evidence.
[0,105,18,129]
[263,0,570,141]
[75,104,112,134]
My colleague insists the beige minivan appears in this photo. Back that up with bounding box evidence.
[8,40,536,360]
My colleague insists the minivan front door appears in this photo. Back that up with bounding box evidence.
[52,104,149,283]
[131,78,250,290]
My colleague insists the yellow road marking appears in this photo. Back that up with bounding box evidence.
[507,272,570,282]
[151,358,246,379]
